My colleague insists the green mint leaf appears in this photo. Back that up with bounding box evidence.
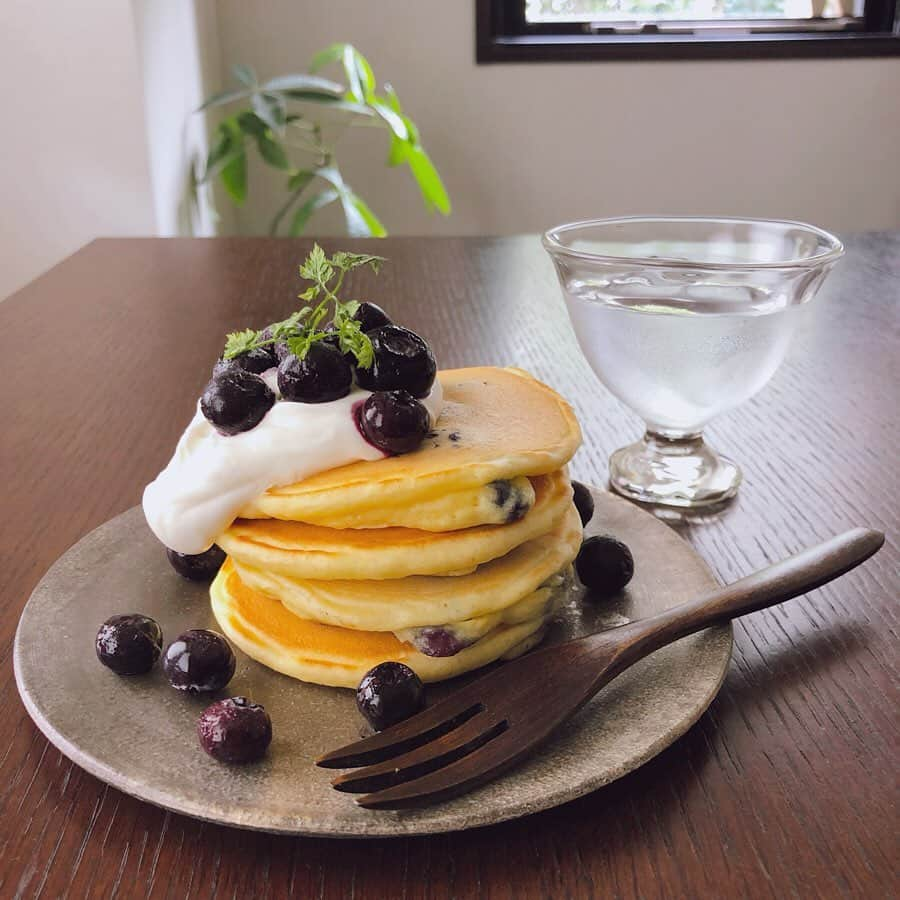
[335,318,374,369]
[286,333,312,360]
[224,328,259,359]
[337,299,360,321]
[298,243,333,286]
[331,251,385,274]
[287,329,328,361]
[270,309,310,340]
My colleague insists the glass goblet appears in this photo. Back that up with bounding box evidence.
[543,216,843,508]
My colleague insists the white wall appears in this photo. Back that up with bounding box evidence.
[0,1,156,299]
[132,0,217,237]
[214,0,900,237]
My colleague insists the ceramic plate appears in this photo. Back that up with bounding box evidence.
[14,488,731,836]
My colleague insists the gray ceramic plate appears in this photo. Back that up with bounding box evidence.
[14,488,731,837]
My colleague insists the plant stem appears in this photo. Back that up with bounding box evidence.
[268,174,313,236]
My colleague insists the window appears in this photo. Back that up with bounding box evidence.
[477,0,900,60]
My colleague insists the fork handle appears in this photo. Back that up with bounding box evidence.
[596,527,884,668]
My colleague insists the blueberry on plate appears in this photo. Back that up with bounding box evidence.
[572,481,595,527]
[163,629,236,693]
[95,614,163,675]
[357,661,426,731]
[575,535,634,596]
[353,301,392,333]
[201,369,275,436]
[354,325,436,399]
[212,346,277,378]
[278,342,353,403]
[166,544,226,581]
[197,697,272,764]
[357,390,429,455]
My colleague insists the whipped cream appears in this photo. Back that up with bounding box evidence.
[143,370,443,554]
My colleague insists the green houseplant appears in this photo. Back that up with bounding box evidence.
[195,43,450,237]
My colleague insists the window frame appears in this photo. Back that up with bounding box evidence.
[476,0,900,61]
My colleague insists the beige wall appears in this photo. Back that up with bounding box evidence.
[0,2,156,299]
[215,0,900,238]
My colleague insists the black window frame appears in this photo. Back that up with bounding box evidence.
[476,0,900,61]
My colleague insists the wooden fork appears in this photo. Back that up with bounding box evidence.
[317,528,884,809]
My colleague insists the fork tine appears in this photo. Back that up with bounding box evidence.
[355,722,527,810]
[315,689,485,769]
[331,711,506,794]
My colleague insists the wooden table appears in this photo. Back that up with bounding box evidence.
[1,236,896,899]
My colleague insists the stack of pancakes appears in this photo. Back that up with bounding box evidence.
[210,367,583,688]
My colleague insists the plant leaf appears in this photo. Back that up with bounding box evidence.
[278,93,373,117]
[407,147,450,215]
[287,169,315,191]
[369,98,408,140]
[236,111,266,135]
[255,133,290,170]
[309,43,346,73]
[203,123,235,178]
[288,189,339,236]
[384,83,403,114]
[251,92,286,134]
[220,148,247,205]
[298,243,335,283]
[239,111,289,169]
[232,63,257,87]
[262,73,344,96]
[331,251,386,274]
[344,192,387,237]
[197,88,251,112]
[224,328,259,359]
[334,319,374,369]
[341,45,364,102]
[343,45,375,101]
[314,166,345,192]
[387,134,412,167]
[270,309,311,339]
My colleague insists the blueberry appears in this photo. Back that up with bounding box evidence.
[490,480,531,523]
[260,325,291,362]
[353,301,391,333]
[95,614,162,675]
[320,328,356,367]
[197,697,272,764]
[277,342,352,403]
[355,325,436,398]
[572,481,595,527]
[357,390,429,455]
[410,627,469,658]
[356,662,426,731]
[201,369,275,436]
[166,544,226,581]
[212,346,277,378]
[163,629,236,693]
[575,535,634,596]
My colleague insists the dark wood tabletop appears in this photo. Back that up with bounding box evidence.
[1,235,897,899]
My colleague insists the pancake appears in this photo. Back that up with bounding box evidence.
[239,476,536,533]
[240,367,581,525]
[218,470,573,581]
[232,505,582,631]
[211,560,559,687]
[394,567,571,652]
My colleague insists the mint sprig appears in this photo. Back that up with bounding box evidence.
[222,245,385,366]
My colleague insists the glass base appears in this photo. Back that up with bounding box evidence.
[609,431,742,509]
